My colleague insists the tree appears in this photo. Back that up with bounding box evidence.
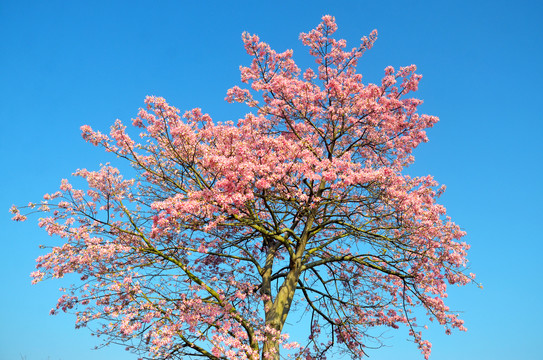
[12,15,475,360]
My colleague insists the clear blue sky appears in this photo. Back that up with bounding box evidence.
[1,1,542,359]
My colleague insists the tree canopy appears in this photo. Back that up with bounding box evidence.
[12,15,474,360]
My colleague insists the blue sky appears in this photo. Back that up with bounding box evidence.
[1,1,542,359]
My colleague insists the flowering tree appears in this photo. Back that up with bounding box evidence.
[12,16,474,360]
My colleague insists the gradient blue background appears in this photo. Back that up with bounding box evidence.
[1,1,542,359]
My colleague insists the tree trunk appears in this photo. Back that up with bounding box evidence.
[260,197,322,359]
[261,336,280,360]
